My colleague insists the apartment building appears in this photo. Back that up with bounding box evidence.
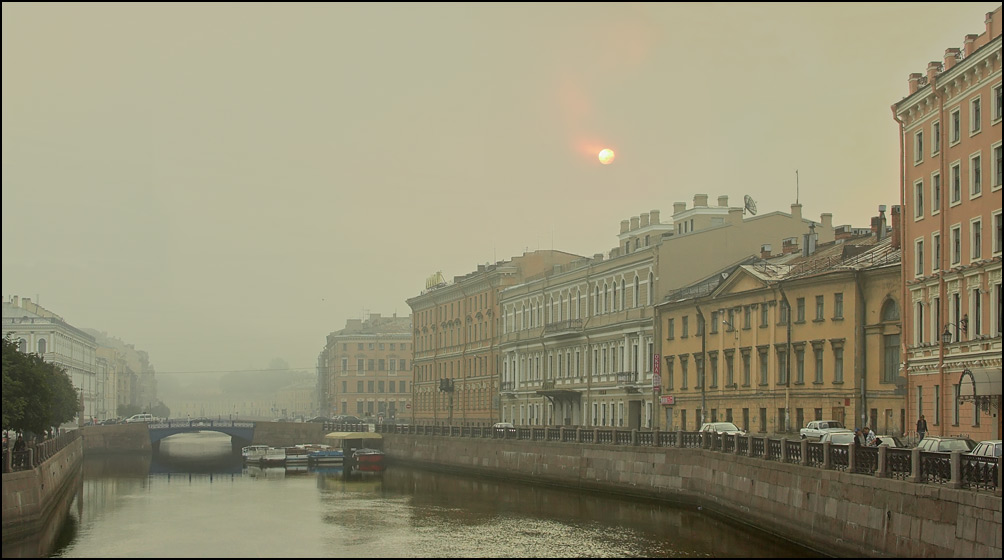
[894,7,1002,440]
[656,217,903,435]
[407,250,582,426]
[317,313,413,421]
[498,195,842,429]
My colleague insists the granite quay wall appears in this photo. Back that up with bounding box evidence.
[79,423,152,453]
[380,434,1002,558]
[1,432,83,549]
[248,421,325,447]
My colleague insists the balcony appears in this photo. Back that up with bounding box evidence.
[500,381,515,393]
[543,319,583,336]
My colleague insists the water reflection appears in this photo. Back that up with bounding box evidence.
[44,433,819,558]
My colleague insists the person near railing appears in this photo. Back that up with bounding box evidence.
[916,415,928,442]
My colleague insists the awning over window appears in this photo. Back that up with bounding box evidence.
[958,368,1002,399]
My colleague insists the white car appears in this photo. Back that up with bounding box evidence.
[699,422,746,436]
[799,420,850,440]
[493,422,515,429]
[125,413,155,423]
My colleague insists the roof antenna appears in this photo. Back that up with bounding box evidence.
[795,169,799,205]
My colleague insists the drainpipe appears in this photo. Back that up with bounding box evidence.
[931,78,947,437]
[776,284,793,433]
[695,303,707,425]
[891,105,911,436]
[855,270,868,430]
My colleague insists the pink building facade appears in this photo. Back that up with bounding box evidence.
[893,7,1002,442]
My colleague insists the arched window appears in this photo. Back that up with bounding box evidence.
[17,338,27,353]
[634,276,640,307]
[621,279,626,310]
[881,299,900,322]
[37,338,46,354]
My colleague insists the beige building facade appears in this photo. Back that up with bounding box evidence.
[894,7,1002,441]
[497,195,845,429]
[407,251,582,426]
[317,313,413,422]
[656,226,903,436]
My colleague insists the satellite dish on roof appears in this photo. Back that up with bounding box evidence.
[744,195,758,216]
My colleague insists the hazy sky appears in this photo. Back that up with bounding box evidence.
[3,3,999,378]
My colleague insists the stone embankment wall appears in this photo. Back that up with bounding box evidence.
[382,435,1002,558]
[1,436,83,547]
[249,422,326,447]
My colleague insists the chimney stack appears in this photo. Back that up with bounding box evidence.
[963,33,978,57]
[717,195,729,207]
[944,48,961,71]
[649,210,660,224]
[673,202,686,215]
[878,205,888,240]
[791,203,802,221]
[694,194,709,207]
[640,213,650,227]
[782,237,800,255]
[821,213,833,231]
[760,244,772,259]
[908,73,923,95]
[630,216,640,231]
[620,220,629,234]
[890,205,902,250]
[926,61,942,83]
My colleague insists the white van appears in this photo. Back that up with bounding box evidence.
[125,413,155,423]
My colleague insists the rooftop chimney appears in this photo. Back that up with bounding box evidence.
[630,216,640,231]
[728,207,743,226]
[926,61,942,83]
[790,203,802,221]
[821,213,833,231]
[649,210,660,224]
[890,205,902,250]
[878,205,888,240]
[760,244,772,259]
[718,195,729,207]
[835,226,853,241]
[963,33,978,57]
[802,224,818,257]
[694,194,709,207]
[944,48,962,71]
[673,202,686,215]
[782,237,800,255]
[640,213,650,227]
[908,73,924,95]
[620,220,629,234]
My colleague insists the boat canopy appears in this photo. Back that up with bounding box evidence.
[325,431,382,441]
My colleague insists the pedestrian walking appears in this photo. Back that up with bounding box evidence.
[916,415,928,442]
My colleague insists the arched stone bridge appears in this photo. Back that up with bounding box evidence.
[147,420,256,452]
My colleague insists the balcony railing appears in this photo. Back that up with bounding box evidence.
[616,371,639,384]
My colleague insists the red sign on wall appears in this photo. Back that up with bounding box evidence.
[660,395,675,405]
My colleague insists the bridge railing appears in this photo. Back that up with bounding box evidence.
[371,423,998,493]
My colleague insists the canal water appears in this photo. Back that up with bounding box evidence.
[43,432,818,558]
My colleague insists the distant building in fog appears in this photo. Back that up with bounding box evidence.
[317,313,413,421]
[2,295,99,423]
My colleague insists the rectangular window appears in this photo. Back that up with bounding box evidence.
[951,162,962,204]
[915,239,925,276]
[777,350,788,385]
[815,295,824,321]
[681,358,688,389]
[341,357,348,372]
[357,359,364,372]
[953,385,961,425]
[814,345,824,384]
[994,143,1003,189]
[399,359,406,371]
[666,358,675,390]
[682,316,689,338]
[914,130,923,163]
[368,359,375,371]
[970,97,981,134]
[357,380,364,393]
[378,359,385,371]
[795,348,805,384]
[883,334,900,383]
[710,355,718,388]
[932,120,941,155]
[972,288,982,337]
[833,347,844,384]
[931,172,941,213]
[914,180,924,218]
[971,218,982,260]
[796,297,805,322]
[367,380,374,393]
[995,211,1003,255]
[995,83,1003,122]
[971,153,982,197]
[710,311,719,334]
[743,306,751,329]
[760,304,768,327]
[667,318,675,339]
[951,225,962,266]
[833,293,844,319]
[951,108,961,143]
[932,232,941,272]
[742,351,751,386]
[758,349,768,385]
[726,352,735,386]
[779,301,789,325]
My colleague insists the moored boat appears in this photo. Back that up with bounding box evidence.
[242,444,270,463]
[262,446,286,466]
[350,448,386,472]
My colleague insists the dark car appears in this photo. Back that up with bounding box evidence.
[916,436,977,453]
[333,415,363,424]
[307,416,332,423]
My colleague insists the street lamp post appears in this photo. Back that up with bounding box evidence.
[941,315,968,345]
[439,378,455,426]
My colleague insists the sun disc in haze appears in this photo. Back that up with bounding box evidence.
[598,149,615,165]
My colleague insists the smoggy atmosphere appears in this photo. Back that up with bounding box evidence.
[3,2,998,385]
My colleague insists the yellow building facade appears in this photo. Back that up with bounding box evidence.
[655,231,905,436]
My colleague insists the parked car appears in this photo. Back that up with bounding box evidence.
[306,416,332,423]
[916,436,977,453]
[125,413,155,423]
[968,440,1002,458]
[799,420,850,440]
[818,431,857,445]
[699,422,745,436]
[99,418,121,425]
[871,435,907,448]
[333,415,364,424]
[492,422,515,429]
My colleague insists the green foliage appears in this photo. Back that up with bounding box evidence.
[150,401,170,420]
[2,337,81,433]
[117,403,142,418]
